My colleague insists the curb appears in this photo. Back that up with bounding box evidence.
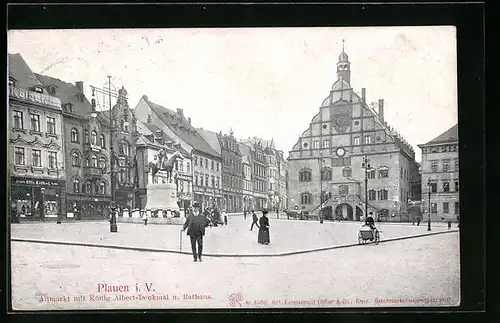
[11,230,458,258]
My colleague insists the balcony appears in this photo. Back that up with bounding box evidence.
[83,143,102,153]
[83,166,104,178]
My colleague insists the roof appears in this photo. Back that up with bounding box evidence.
[197,128,222,157]
[139,121,190,156]
[239,142,253,164]
[8,53,43,90]
[142,96,218,157]
[338,50,349,62]
[331,78,351,91]
[34,73,93,116]
[423,124,458,145]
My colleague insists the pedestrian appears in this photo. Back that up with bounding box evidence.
[258,210,270,245]
[417,214,422,226]
[250,210,260,231]
[244,209,247,220]
[223,209,228,225]
[182,202,210,262]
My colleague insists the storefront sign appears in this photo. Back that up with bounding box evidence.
[9,86,61,109]
[12,177,59,187]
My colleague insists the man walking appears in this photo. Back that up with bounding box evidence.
[182,202,209,262]
[250,210,260,231]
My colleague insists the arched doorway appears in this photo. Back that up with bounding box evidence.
[321,206,333,220]
[355,206,363,221]
[335,203,353,220]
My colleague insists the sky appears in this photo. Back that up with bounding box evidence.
[8,27,457,162]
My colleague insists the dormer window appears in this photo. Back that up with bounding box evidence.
[47,85,57,96]
[8,77,16,87]
[32,85,44,93]
[63,103,73,113]
[75,93,84,102]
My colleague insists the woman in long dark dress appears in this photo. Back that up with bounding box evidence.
[258,210,270,245]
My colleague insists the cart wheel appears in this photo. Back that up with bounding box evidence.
[374,231,380,245]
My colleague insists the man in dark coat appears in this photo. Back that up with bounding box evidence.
[258,210,270,245]
[250,210,260,231]
[182,202,210,262]
[365,212,376,230]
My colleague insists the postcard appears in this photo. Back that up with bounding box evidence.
[8,26,459,310]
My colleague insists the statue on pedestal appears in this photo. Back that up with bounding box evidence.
[149,149,184,182]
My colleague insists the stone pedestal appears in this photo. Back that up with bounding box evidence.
[145,181,180,213]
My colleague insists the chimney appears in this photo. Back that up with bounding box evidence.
[75,81,84,93]
[378,99,384,122]
[143,95,148,101]
[177,108,183,116]
[361,88,366,103]
[188,117,191,125]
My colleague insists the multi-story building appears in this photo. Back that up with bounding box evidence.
[133,95,222,210]
[239,142,254,212]
[242,138,268,210]
[8,53,66,220]
[417,124,459,222]
[287,45,420,221]
[35,73,112,219]
[197,128,223,209]
[218,130,243,212]
[135,120,192,210]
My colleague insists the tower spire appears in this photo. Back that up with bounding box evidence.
[336,40,351,84]
[342,39,345,52]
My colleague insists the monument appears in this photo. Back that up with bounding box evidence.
[145,149,184,221]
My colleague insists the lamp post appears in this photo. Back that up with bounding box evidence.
[40,187,46,222]
[91,76,127,233]
[362,156,371,219]
[427,178,432,231]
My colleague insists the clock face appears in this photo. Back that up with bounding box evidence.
[336,147,346,157]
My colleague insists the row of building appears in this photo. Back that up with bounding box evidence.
[8,53,287,220]
[286,45,459,222]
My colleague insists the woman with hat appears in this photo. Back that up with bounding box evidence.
[258,209,270,245]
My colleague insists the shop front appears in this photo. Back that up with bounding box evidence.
[11,176,64,220]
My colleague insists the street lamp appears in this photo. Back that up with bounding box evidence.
[427,178,432,231]
[90,76,127,233]
[362,156,372,220]
[40,187,46,222]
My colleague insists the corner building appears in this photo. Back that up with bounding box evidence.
[287,46,419,221]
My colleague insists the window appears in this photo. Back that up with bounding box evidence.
[30,114,40,132]
[443,202,449,213]
[217,177,220,188]
[454,181,459,192]
[91,131,98,145]
[342,167,352,177]
[99,182,106,195]
[13,111,23,129]
[33,86,43,93]
[194,156,198,166]
[379,167,389,178]
[71,128,79,143]
[367,169,375,179]
[431,203,437,214]
[46,117,56,134]
[353,137,360,145]
[454,159,459,171]
[187,162,191,174]
[430,161,438,172]
[73,178,80,193]
[194,175,198,186]
[455,202,459,215]
[217,162,219,171]
[9,77,15,86]
[364,135,371,144]
[205,175,209,187]
[378,189,388,200]
[212,176,215,187]
[120,142,130,156]
[84,130,89,143]
[443,182,450,192]
[85,157,90,167]
[300,193,312,204]
[99,157,107,169]
[211,161,214,170]
[339,185,349,196]
[100,134,106,148]
[312,140,319,149]
[174,160,178,171]
[200,175,204,186]
[32,149,42,167]
[331,157,351,167]
[442,160,450,172]
[400,167,403,177]
[72,152,80,166]
[205,158,208,168]
[323,139,330,148]
[48,152,57,169]
[299,169,312,182]
[322,168,332,181]
[91,155,98,168]
[368,189,376,201]
[84,182,92,194]
[430,183,437,193]
[14,147,25,165]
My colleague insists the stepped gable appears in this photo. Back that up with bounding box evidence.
[35,73,93,116]
[8,53,43,90]
[423,124,458,145]
[142,97,219,158]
